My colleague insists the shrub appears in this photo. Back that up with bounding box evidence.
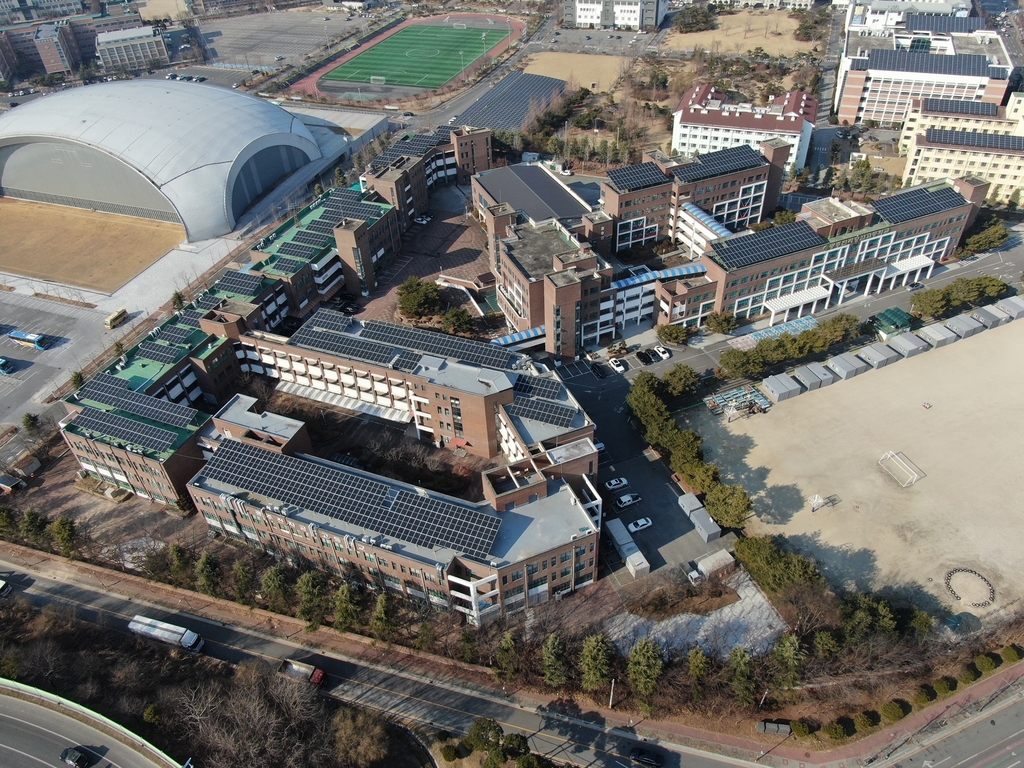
[436,730,451,743]
[822,721,847,740]
[855,711,879,732]
[960,665,980,685]
[143,704,160,725]
[912,686,933,706]
[1002,645,1023,664]
[881,701,907,723]
[933,677,953,698]
[656,323,694,345]
[790,720,810,738]
[976,654,998,674]
[441,744,458,763]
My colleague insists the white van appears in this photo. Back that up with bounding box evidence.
[0,579,12,597]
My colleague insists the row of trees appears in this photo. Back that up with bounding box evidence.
[396,277,475,332]
[909,275,1007,319]
[716,313,863,379]
[626,370,752,528]
[0,505,80,559]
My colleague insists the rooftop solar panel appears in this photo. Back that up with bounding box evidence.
[199,440,501,560]
[607,163,669,193]
[293,230,333,249]
[137,341,184,365]
[924,128,1024,151]
[156,325,192,345]
[73,407,178,453]
[457,71,566,132]
[217,270,264,297]
[921,98,998,116]
[359,320,520,370]
[301,309,354,333]
[711,222,827,270]
[513,374,564,400]
[308,219,341,234]
[79,372,198,429]
[506,399,576,429]
[195,294,221,310]
[673,145,768,183]
[905,14,988,33]
[872,185,967,224]
[271,257,306,275]
[276,242,318,261]
[177,309,204,328]
[856,49,1003,78]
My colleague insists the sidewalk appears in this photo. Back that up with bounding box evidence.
[3,539,1023,768]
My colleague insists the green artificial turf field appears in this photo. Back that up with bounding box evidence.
[322,24,510,89]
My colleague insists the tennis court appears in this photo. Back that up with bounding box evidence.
[322,23,509,89]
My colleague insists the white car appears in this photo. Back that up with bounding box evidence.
[654,345,670,360]
[560,169,574,176]
[414,216,429,225]
[605,477,628,491]
[616,493,643,510]
[609,358,626,373]
[627,517,652,533]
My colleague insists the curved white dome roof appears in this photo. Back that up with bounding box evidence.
[0,80,322,240]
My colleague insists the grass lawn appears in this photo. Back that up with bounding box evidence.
[323,24,509,88]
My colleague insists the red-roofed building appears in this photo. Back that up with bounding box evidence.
[671,84,816,171]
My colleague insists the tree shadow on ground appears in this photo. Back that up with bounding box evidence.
[756,482,807,525]
[787,531,880,593]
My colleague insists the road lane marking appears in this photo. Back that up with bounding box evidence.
[0,711,131,768]
[953,725,1024,768]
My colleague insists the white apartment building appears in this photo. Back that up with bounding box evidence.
[671,84,816,170]
[96,26,168,69]
[562,0,667,30]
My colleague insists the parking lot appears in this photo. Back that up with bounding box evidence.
[529,25,665,57]
[199,12,383,70]
[140,65,253,90]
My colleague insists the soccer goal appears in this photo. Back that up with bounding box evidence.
[878,451,920,487]
[369,76,386,85]
[453,22,468,29]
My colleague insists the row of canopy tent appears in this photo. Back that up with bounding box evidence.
[758,296,1024,404]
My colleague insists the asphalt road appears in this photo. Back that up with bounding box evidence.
[0,694,166,768]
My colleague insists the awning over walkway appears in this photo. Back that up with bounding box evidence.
[276,381,412,424]
[885,254,936,277]
[763,285,831,313]
[491,325,546,346]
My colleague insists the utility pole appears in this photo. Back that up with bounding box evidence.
[609,678,615,709]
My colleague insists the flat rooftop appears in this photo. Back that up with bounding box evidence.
[488,478,598,565]
[502,224,593,281]
[214,394,306,442]
[476,165,590,223]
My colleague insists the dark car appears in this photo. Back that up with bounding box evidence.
[60,747,90,768]
[629,748,664,767]
[590,362,606,379]
[636,349,655,366]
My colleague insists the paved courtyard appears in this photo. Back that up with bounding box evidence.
[678,319,1024,619]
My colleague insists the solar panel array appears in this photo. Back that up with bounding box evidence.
[156,325,192,345]
[607,163,670,193]
[80,372,198,429]
[216,270,264,297]
[276,242,318,261]
[924,128,1024,151]
[872,185,968,224]
[359,320,520,369]
[178,309,204,328]
[304,309,354,333]
[922,98,998,116]
[512,373,564,400]
[857,50,997,78]
[370,128,452,171]
[507,399,576,429]
[291,325,403,367]
[308,218,343,234]
[195,294,221,310]
[272,257,305,275]
[673,145,767,183]
[138,341,184,365]
[712,222,826,270]
[905,14,987,33]
[293,230,334,249]
[200,440,501,560]
[456,71,566,132]
[74,407,178,453]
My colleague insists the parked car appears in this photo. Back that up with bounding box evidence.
[590,362,606,379]
[653,345,670,360]
[629,747,664,767]
[616,493,642,510]
[559,169,574,176]
[403,111,415,116]
[627,517,652,533]
[165,73,177,79]
[609,358,626,373]
[605,477,628,491]
[414,216,429,225]
[448,115,459,124]
[194,76,206,82]
[0,579,11,597]
[636,349,655,365]
[906,282,925,291]
[0,357,13,375]
[275,55,285,60]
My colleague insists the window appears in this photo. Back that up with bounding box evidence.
[512,569,524,581]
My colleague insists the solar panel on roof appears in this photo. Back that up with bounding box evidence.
[905,14,987,33]
[79,372,198,429]
[217,270,264,297]
[457,71,565,131]
[178,309,203,328]
[862,49,999,78]
[138,341,184,365]
[272,257,305,275]
[673,145,767,183]
[195,294,221,310]
[156,325,192,345]
[506,399,576,429]
[74,407,178,453]
[293,230,333,249]
[924,129,1024,151]
[712,222,826,270]
[199,440,501,560]
[308,219,340,234]
[513,374,564,400]
[607,163,669,192]
[303,309,354,333]
[359,320,519,370]
[872,185,967,224]
[290,325,402,367]
[921,98,998,117]
[277,242,317,260]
